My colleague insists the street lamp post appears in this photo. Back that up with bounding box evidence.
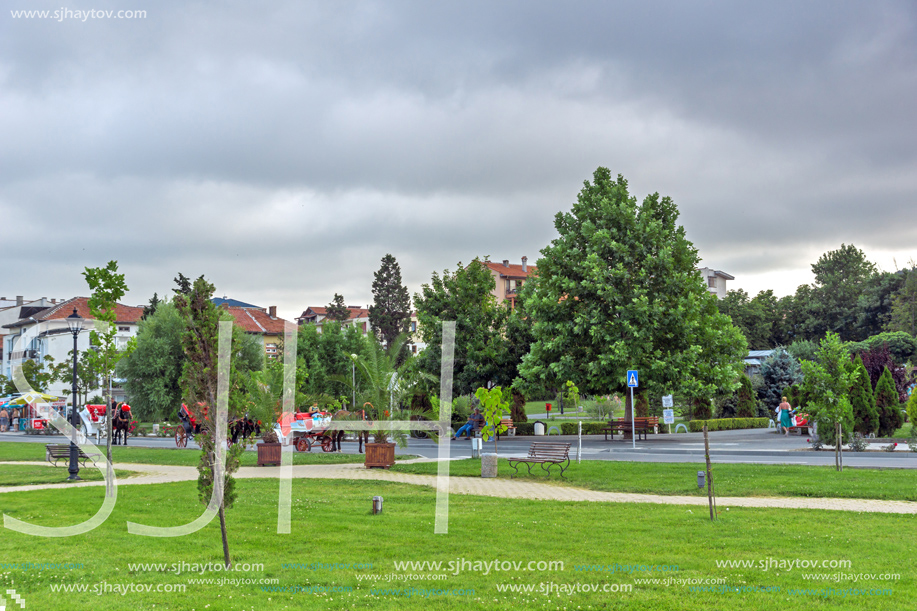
[66,308,84,481]
[351,354,357,409]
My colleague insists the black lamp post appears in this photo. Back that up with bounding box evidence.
[66,308,84,481]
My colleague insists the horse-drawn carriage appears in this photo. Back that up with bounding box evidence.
[79,404,108,442]
[171,404,262,448]
[274,408,372,453]
[274,412,339,452]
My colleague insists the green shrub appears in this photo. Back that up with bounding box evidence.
[688,418,770,432]
[560,421,608,435]
[515,422,535,436]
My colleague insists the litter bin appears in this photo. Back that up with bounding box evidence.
[471,438,482,458]
[533,420,546,436]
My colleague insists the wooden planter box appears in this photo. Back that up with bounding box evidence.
[364,443,396,469]
[257,442,282,466]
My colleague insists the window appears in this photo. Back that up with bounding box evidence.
[118,326,130,332]
[505,279,512,293]
[410,321,417,333]
[411,345,417,354]
[707,277,717,288]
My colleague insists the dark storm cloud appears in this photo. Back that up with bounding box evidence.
[1,0,915,314]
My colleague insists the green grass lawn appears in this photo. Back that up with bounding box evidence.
[0,464,137,486]
[0,441,415,467]
[0,477,912,610]
[888,424,915,439]
[393,459,917,501]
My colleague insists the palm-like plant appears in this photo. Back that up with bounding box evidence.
[336,334,436,444]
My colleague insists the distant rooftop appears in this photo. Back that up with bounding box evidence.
[211,297,261,309]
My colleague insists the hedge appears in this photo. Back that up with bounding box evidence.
[687,417,770,432]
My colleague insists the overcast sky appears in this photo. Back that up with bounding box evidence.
[2,0,915,320]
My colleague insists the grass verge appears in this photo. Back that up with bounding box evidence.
[393,458,917,501]
[0,464,136,486]
[0,441,415,467]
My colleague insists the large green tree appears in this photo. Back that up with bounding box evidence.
[116,300,186,422]
[518,168,747,412]
[368,254,411,351]
[887,267,917,337]
[717,289,784,349]
[806,244,877,341]
[855,270,904,339]
[414,257,509,396]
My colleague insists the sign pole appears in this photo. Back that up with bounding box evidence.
[630,386,635,449]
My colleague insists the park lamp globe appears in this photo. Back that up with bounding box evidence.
[66,308,84,335]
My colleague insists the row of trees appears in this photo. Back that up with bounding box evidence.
[718,245,917,349]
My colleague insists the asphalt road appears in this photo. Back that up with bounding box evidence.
[4,427,916,469]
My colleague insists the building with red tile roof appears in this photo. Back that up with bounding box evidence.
[221,305,292,360]
[2,297,144,403]
[482,257,537,309]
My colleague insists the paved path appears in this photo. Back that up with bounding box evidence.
[3,460,916,514]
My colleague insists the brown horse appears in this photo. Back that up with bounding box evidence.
[331,409,371,453]
[111,403,132,445]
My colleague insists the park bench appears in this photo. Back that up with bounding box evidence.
[45,444,102,468]
[507,442,571,478]
[470,418,516,439]
[602,417,659,441]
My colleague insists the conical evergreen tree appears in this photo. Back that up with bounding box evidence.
[849,355,878,435]
[736,375,757,418]
[875,366,903,437]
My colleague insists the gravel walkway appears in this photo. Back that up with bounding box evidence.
[2,460,915,514]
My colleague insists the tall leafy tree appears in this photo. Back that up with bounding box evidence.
[82,260,132,469]
[518,168,747,414]
[806,244,877,341]
[887,267,917,337]
[717,289,783,348]
[414,257,509,396]
[326,293,351,323]
[855,271,904,339]
[874,366,903,437]
[117,300,186,421]
[368,254,411,350]
[848,355,878,435]
[800,332,854,470]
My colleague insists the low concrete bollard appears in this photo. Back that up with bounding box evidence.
[481,453,498,478]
